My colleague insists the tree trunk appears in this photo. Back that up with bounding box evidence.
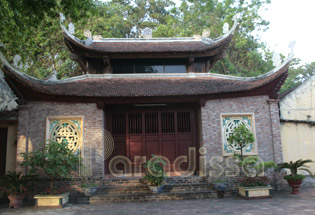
[50,176,54,193]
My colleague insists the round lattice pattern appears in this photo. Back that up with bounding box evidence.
[223,117,251,151]
[50,121,80,151]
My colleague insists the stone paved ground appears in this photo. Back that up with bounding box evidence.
[1,188,315,215]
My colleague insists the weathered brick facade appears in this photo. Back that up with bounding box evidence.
[200,95,285,189]
[16,101,104,177]
[15,95,286,190]
[201,95,283,163]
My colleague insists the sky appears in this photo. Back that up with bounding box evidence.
[104,0,314,65]
[173,0,315,65]
[255,0,315,64]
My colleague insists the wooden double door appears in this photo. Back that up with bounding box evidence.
[105,106,198,175]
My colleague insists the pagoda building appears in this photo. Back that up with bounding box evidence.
[0,15,291,182]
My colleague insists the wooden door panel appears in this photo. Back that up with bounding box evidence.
[162,140,176,162]
[145,140,159,158]
[129,141,142,160]
[107,108,198,175]
[178,139,192,156]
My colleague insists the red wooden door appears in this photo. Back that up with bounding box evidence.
[106,108,198,176]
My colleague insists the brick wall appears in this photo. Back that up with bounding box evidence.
[15,96,286,191]
[16,101,104,177]
[201,95,285,189]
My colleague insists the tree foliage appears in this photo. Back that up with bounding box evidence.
[0,0,97,78]
[1,0,312,92]
[228,124,255,161]
[278,159,313,178]
[21,141,80,192]
[281,61,315,93]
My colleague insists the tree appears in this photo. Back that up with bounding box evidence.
[0,0,97,78]
[21,141,80,192]
[155,0,273,76]
[280,61,315,93]
[228,124,255,161]
[2,0,305,85]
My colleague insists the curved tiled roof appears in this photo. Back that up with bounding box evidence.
[0,50,290,101]
[62,17,238,57]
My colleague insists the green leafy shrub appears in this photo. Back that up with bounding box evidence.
[0,171,36,197]
[278,159,313,181]
[239,176,269,187]
[228,124,255,161]
[241,156,277,177]
[239,156,276,187]
[284,174,306,181]
[21,140,80,193]
[143,154,167,187]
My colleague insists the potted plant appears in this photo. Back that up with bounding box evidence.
[0,171,36,208]
[211,180,227,198]
[21,140,80,208]
[143,154,167,194]
[238,156,276,199]
[278,159,313,194]
[227,124,255,162]
[228,124,277,199]
[80,176,98,197]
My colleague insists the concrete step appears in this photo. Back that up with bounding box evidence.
[102,176,207,186]
[97,185,151,194]
[90,190,220,203]
[96,183,211,195]
[76,176,224,203]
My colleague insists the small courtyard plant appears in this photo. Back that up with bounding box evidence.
[228,124,276,199]
[237,156,276,199]
[21,140,80,207]
[211,180,227,198]
[143,154,167,193]
[228,124,255,162]
[0,171,36,208]
[239,156,276,187]
[80,164,98,196]
[278,159,313,194]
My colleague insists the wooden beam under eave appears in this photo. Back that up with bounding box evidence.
[69,53,88,74]
[187,56,195,73]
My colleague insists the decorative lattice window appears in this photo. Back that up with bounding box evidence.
[221,114,257,156]
[46,117,83,152]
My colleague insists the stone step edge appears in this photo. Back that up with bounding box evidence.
[98,182,212,189]
[91,190,218,199]
[102,176,206,183]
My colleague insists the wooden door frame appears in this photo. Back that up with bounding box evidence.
[104,102,200,176]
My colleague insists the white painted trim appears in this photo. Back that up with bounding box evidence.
[45,116,84,153]
[220,113,257,157]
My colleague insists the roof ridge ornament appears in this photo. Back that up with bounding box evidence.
[223,23,229,34]
[202,29,210,38]
[0,69,18,111]
[93,35,102,40]
[233,14,240,23]
[141,27,153,39]
[48,69,58,81]
[60,12,65,24]
[84,29,92,38]
[192,35,202,40]
[68,22,75,35]
[272,52,281,68]
[13,54,23,69]
[288,41,296,59]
